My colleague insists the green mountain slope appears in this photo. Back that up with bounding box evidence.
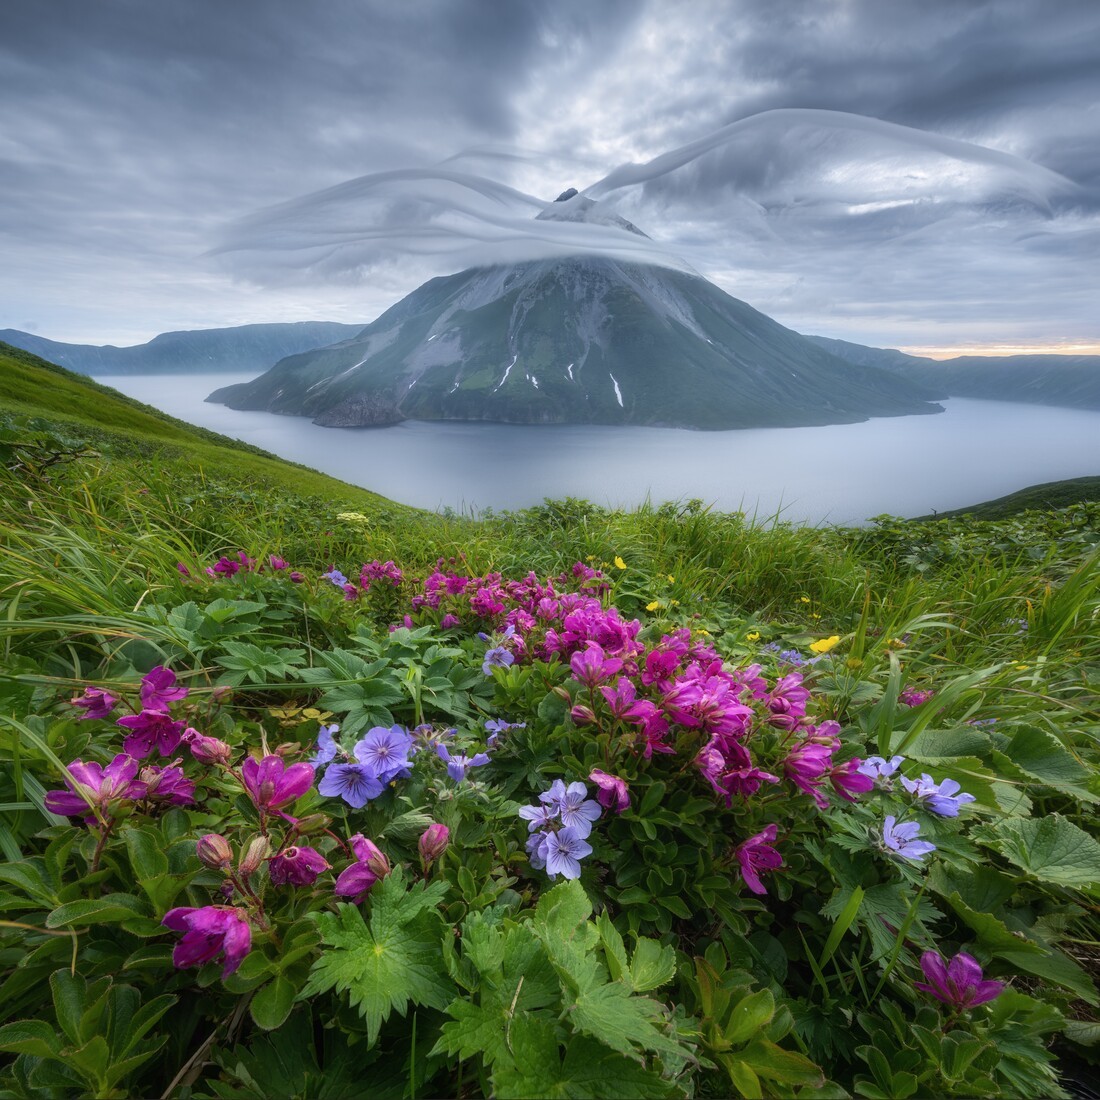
[209,257,942,430]
[0,341,401,507]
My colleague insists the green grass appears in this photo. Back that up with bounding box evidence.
[913,475,1100,521]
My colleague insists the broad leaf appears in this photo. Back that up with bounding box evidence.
[973,816,1100,890]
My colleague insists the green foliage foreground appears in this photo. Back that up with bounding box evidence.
[0,420,1098,1099]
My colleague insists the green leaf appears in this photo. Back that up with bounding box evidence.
[736,1038,825,1086]
[302,870,453,1044]
[123,826,169,880]
[628,938,676,993]
[45,892,148,928]
[723,990,775,1046]
[973,815,1100,890]
[0,1018,61,1058]
[598,912,630,985]
[49,970,86,1046]
[251,974,299,1031]
[993,727,1098,803]
[571,981,685,1063]
[999,948,1099,1006]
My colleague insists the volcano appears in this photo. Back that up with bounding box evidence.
[208,192,942,430]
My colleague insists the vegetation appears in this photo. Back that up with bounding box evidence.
[0,361,1097,1098]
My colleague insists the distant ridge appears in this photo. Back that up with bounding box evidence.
[0,321,366,376]
[911,475,1100,521]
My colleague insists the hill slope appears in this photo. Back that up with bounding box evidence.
[0,321,366,376]
[208,256,942,430]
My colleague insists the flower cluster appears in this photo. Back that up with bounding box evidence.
[314,724,414,807]
[518,780,602,880]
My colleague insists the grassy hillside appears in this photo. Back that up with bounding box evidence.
[0,340,405,509]
[915,475,1100,521]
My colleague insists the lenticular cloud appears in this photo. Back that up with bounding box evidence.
[215,108,1083,287]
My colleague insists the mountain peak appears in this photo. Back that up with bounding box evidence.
[554,187,579,202]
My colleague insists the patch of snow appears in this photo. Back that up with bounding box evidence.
[609,373,624,408]
[427,334,439,342]
[566,362,574,380]
[493,354,517,392]
[448,378,461,393]
[531,374,540,389]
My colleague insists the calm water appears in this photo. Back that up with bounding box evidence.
[101,372,1100,525]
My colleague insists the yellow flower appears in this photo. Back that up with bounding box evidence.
[646,600,662,612]
[746,631,760,642]
[1015,664,1029,671]
[809,635,841,654]
[614,556,627,570]
[811,613,821,620]
[696,628,711,636]
[669,599,680,608]
[799,596,811,604]
[667,574,675,583]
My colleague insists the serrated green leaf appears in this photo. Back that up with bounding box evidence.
[571,981,685,1063]
[973,815,1100,890]
[995,727,1098,802]
[629,938,676,993]
[598,912,629,984]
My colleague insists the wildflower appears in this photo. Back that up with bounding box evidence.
[268,555,289,570]
[138,763,196,808]
[809,635,841,655]
[482,646,514,675]
[333,835,390,903]
[177,562,191,577]
[349,834,391,878]
[777,648,809,667]
[238,836,271,876]
[783,737,837,807]
[310,723,341,768]
[183,728,233,766]
[900,774,976,817]
[70,686,119,720]
[570,703,597,725]
[484,717,525,747]
[569,643,623,688]
[353,725,413,783]
[441,613,461,629]
[195,834,233,870]
[211,556,242,577]
[526,830,550,871]
[746,631,760,642]
[140,666,188,711]
[289,571,305,583]
[880,814,936,861]
[735,824,783,895]
[162,906,252,978]
[318,762,384,808]
[899,688,934,707]
[418,823,450,866]
[44,754,145,823]
[269,845,330,887]
[589,769,630,813]
[614,556,627,570]
[829,758,876,801]
[915,951,1004,1010]
[115,710,187,759]
[518,801,559,832]
[323,568,348,587]
[646,600,662,612]
[857,755,905,788]
[543,827,594,880]
[240,755,315,813]
[436,744,490,782]
[540,780,602,838]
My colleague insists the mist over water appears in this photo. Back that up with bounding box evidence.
[105,373,1100,525]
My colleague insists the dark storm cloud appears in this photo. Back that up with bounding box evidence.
[0,0,1096,347]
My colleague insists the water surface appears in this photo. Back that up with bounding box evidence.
[101,372,1100,525]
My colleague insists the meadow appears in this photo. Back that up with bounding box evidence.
[0,346,1097,1098]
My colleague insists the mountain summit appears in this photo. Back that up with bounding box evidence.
[208,199,941,430]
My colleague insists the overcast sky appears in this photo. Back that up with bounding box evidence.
[2,0,1098,354]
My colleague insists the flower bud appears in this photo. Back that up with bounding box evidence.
[184,728,233,766]
[418,823,450,865]
[294,812,332,835]
[570,704,597,725]
[552,685,573,702]
[349,834,391,877]
[238,835,271,877]
[196,834,233,870]
[212,685,233,704]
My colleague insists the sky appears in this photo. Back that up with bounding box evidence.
[2,0,1098,355]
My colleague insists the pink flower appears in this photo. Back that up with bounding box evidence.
[69,686,118,721]
[240,755,314,813]
[418,823,450,865]
[349,834,391,877]
[269,845,330,887]
[589,769,630,813]
[138,763,196,807]
[915,951,1004,1010]
[44,754,146,823]
[183,727,233,766]
[783,737,837,807]
[140,666,188,711]
[569,643,623,688]
[162,905,252,978]
[735,824,783,895]
[116,710,187,759]
[333,834,391,905]
[829,758,876,802]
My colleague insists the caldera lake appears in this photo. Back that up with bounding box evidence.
[100,372,1100,525]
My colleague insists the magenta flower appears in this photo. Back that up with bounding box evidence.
[70,686,118,720]
[783,737,837,807]
[162,905,252,978]
[569,643,623,688]
[418,823,450,865]
[44,754,145,823]
[211,556,242,577]
[177,562,191,577]
[589,769,631,813]
[735,824,783,895]
[183,727,233,766]
[268,555,289,570]
[900,688,935,708]
[269,845,330,887]
[915,951,1004,1010]
[140,666,188,711]
[334,835,391,904]
[240,755,314,812]
[116,710,187,759]
[138,763,196,808]
[829,758,876,802]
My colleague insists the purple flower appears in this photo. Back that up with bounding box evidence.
[211,556,241,577]
[436,744,490,783]
[323,568,349,587]
[183,727,233,766]
[69,686,118,721]
[162,905,252,979]
[857,755,905,788]
[783,737,837,807]
[526,831,550,871]
[240,755,315,812]
[44,754,145,823]
[349,834,391,877]
[115,710,187,759]
[881,814,936,861]
[540,780,602,838]
[333,835,390,904]
[353,725,413,784]
[268,555,289,570]
[269,845,330,887]
[589,769,630,813]
[485,717,525,747]
[140,666,188,711]
[900,688,935,708]
[900,774,977,818]
[138,763,196,807]
[310,723,341,769]
[829,758,876,802]
[318,762,384,808]
[569,643,623,688]
[518,801,559,832]
[735,824,783,895]
[482,646,514,675]
[915,951,1004,1010]
[543,826,593,880]
[418,823,450,865]
[177,562,191,577]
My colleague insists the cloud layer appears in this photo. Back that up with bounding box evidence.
[1,0,1097,349]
